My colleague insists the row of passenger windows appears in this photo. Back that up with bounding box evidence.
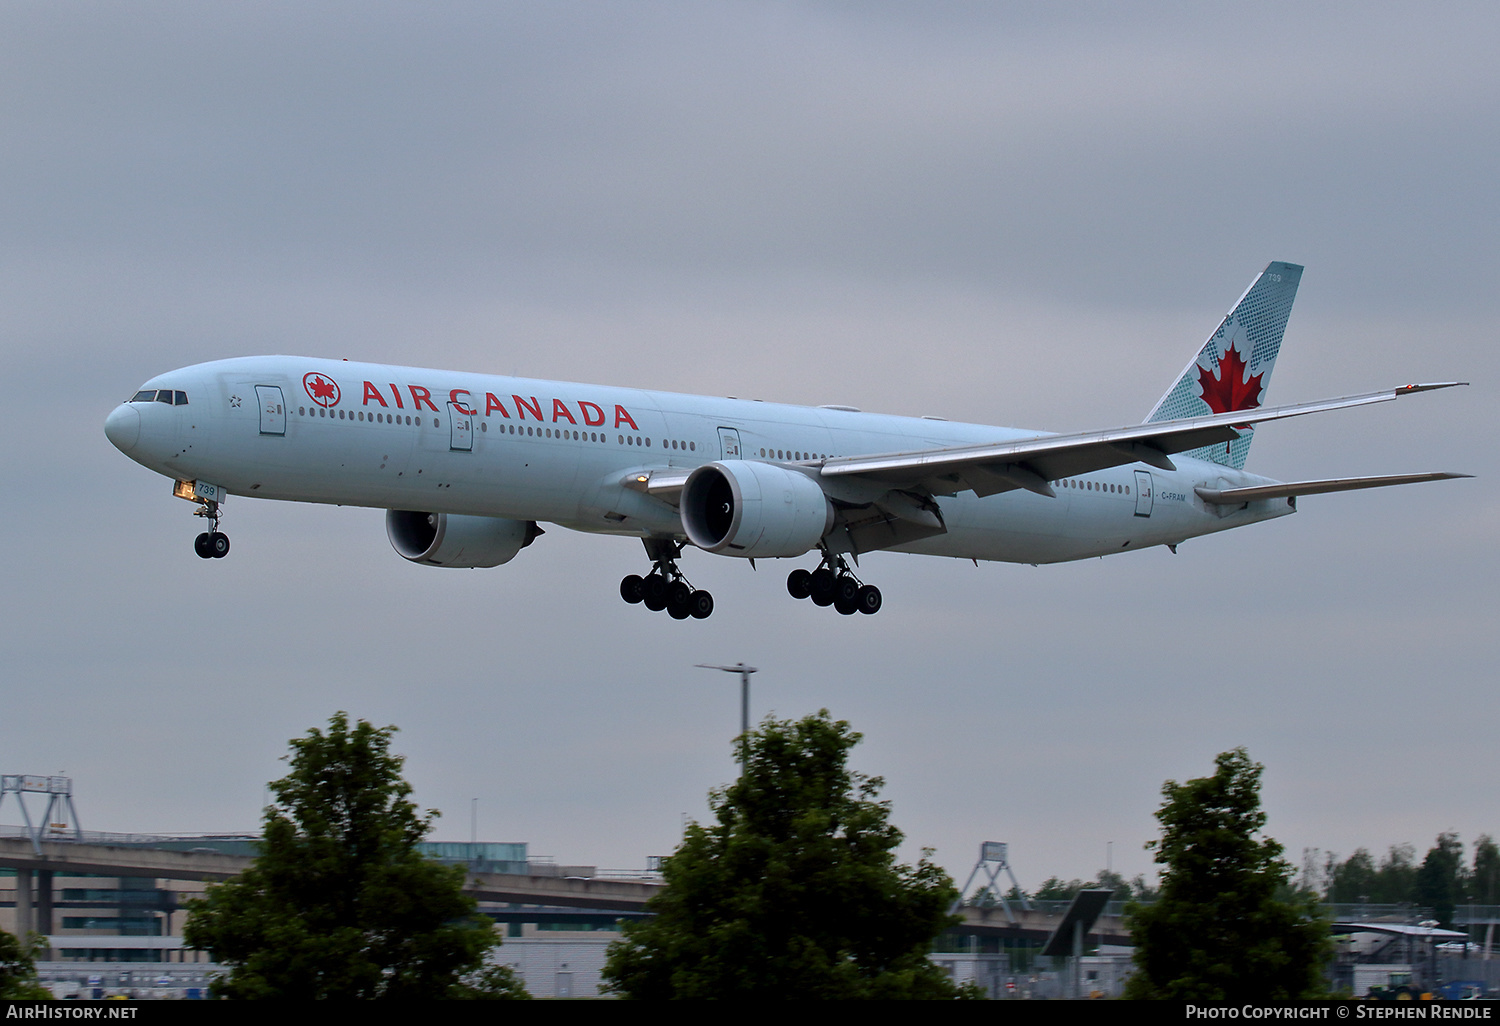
[296,406,700,451]
[1057,478,1130,496]
[129,389,188,405]
[621,436,697,450]
[760,448,826,460]
[290,408,856,464]
[301,406,431,426]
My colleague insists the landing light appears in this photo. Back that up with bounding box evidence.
[173,479,224,503]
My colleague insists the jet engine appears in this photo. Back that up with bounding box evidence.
[385,510,541,567]
[680,460,834,558]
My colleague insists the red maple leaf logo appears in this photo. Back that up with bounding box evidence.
[1197,345,1262,416]
[303,372,340,407]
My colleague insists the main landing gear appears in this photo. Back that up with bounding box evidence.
[786,553,882,615]
[620,539,714,620]
[192,500,230,559]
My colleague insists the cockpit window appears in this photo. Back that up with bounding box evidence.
[128,388,189,405]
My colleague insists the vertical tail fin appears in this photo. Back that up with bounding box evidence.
[1144,261,1303,469]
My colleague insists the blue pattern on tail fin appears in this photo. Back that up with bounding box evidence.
[1144,262,1303,469]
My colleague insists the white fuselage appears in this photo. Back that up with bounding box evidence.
[104,356,1294,565]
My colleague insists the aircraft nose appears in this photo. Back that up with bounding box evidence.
[105,404,141,454]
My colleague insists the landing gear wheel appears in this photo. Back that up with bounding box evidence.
[810,568,836,606]
[209,532,230,558]
[667,581,694,619]
[620,574,645,604]
[643,574,669,611]
[803,548,883,616]
[834,575,860,606]
[194,533,213,559]
[690,590,714,619]
[629,538,714,619]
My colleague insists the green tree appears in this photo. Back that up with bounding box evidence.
[1373,844,1419,903]
[185,713,526,999]
[448,962,532,1000]
[0,930,50,1000]
[1327,847,1377,903]
[1125,749,1332,1001]
[1033,876,1085,901]
[1031,870,1137,903]
[1415,832,1465,928]
[1470,835,1499,906]
[602,711,969,999]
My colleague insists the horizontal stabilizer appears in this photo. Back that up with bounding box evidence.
[1195,472,1471,505]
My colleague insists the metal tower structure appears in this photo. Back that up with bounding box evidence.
[955,841,1031,922]
[0,775,82,854]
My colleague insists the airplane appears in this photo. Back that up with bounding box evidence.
[104,261,1467,620]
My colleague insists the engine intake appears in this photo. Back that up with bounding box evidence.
[681,461,833,558]
[386,510,540,567]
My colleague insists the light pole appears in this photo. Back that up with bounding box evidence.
[695,662,758,768]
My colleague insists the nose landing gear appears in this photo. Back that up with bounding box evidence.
[191,499,230,559]
[787,553,881,615]
[620,539,714,619]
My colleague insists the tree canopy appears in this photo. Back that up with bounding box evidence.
[0,930,50,1000]
[1025,869,1157,904]
[602,710,968,999]
[1414,831,1465,928]
[184,712,526,999]
[1322,833,1497,915]
[1125,749,1331,1001]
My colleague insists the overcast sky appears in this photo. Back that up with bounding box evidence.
[1,2,1495,893]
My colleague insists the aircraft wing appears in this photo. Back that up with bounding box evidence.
[819,382,1465,498]
[1194,472,1471,505]
[620,382,1466,555]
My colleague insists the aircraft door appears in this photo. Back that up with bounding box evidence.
[718,427,742,460]
[255,385,285,435]
[448,401,474,452]
[1133,470,1154,517]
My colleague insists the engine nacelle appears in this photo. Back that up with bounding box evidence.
[386,510,540,568]
[681,460,834,558]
